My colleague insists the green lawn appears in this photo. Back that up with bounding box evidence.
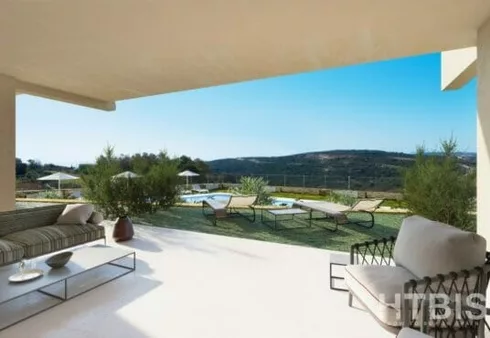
[134,207,405,252]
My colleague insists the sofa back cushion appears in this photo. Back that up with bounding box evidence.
[0,204,66,237]
[394,215,486,279]
[56,204,94,225]
[87,211,104,225]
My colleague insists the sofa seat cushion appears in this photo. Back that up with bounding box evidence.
[53,223,105,247]
[3,224,105,258]
[345,264,417,327]
[0,239,25,265]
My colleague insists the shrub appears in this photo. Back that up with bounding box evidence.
[38,190,62,200]
[327,191,357,206]
[61,189,77,199]
[82,146,128,218]
[15,192,27,198]
[403,138,476,230]
[144,153,180,212]
[231,176,272,205]
[82,146,180,219]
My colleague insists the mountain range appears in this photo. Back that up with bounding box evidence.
[206,150,476,191]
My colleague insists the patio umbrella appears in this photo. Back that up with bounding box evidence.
[178,170,199,188]
[112,171,141,189]
[37,172,80,194]
[112,171,140,179]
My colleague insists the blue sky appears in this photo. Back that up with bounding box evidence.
[16,52,476,166]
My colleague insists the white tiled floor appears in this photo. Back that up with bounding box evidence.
[1,222,394,338]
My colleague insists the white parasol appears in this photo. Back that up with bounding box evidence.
[178,170,199,188]
[37,172,80,194]
[112,171,140,179]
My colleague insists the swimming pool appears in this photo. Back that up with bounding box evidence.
[180,193,295,207]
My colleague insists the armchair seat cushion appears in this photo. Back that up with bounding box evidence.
[345,265,417,327]
[397,328,431,338]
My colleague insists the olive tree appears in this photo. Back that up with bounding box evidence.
[403,138,476,230]
[82,146,179,219]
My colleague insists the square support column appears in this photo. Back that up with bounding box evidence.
[477,18,490,242]
[0,75,16,211]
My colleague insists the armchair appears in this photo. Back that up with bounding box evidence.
[346,215,489,337]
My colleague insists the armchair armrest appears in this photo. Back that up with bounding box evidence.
[401,265,490,336]
[485,251,490,265]
[350,236,396,265]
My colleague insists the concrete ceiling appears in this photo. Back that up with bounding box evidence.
[2,0,490,110]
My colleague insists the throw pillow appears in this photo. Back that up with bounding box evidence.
[57,204,94,225]
[88,211,104,225]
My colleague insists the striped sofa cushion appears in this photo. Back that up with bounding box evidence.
[51,224,105,248]
[0,239,25,266]
[3,224,105,258]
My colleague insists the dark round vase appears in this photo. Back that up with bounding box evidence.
[112,216,134,242]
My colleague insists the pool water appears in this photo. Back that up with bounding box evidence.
[180,193,295,207]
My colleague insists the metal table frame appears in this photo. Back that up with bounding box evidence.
[260,208,311,230]
[0,249,136,331]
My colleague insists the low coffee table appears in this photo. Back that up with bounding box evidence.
[0,244,135,331]
[261,208,311,230]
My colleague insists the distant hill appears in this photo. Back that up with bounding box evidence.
[425,152,476,159]
[206,150,476,192]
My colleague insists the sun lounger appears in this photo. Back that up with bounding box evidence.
[202,195,257,225]
[177,186,192,195]
[192,184,209,194]
[292,199,383,232]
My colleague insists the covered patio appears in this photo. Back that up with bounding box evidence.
[0,222,393,338]
[1,2,489,222]
[1,2,489,236]
[1,1,490,337]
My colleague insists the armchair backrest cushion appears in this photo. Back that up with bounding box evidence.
[394,215,486,279]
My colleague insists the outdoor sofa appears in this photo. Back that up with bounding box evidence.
[292,199,383,231]
[0,204,105,267]
[346,215,489,337]
[202,195,257,225]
